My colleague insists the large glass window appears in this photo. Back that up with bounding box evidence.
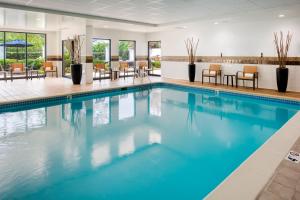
[0,31,46,79]
[27,33,46,71]
[0,32,4,72]
[5,32,26,68]
[92,39,111,79]
[62,40,71,78]
[118,40,136,62]
[148,41,161,76]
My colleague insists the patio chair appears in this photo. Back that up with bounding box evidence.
[236,66,258,90]
[43,62,58,78]
[0,64,7,82]
[119,61,135,79]
[94,63,110,81]
[202,64,222,85]
[135,61,149,78]
[10,63,27,81]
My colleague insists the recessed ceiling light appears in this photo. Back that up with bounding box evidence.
[278,14,285,18]
[214,22,219,25]
[103,25,109,28]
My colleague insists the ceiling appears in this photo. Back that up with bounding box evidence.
[0,0,300,32]
[1,0,300,25]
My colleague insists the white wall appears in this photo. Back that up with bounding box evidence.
[92,28,147,56]
[91,27,147,69]
[147,18,300,91]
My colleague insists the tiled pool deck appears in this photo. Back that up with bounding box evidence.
[1,77,299,105]
[257,137,300,200]
[1,77,300,200]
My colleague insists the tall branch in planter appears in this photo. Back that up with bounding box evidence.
[274,31,292,69]
[185,37,199,64]
[65,35,84,64]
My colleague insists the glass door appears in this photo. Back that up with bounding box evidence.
[62,40,71,78]
[148,41,161,76]
[92,38,111,80]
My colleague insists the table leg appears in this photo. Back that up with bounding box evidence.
[231,76,234,87]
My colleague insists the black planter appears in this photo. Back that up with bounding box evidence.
[276,67,289,92]
[71,64,82,85]
[188,63,196,82]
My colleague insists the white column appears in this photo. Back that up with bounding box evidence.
[85,25,94,84]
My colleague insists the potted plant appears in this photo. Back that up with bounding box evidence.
[66,35,84,84]
[273,31,292,92]
[185,37,199,82]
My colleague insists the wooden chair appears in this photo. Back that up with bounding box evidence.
[43,62,58,78]
[202,64,222,85]
[10,63,27,81]
[94,63,110,81]
[236,66,258,90]
[0,64,7,82]
[119,61,135,79]
[136,61,149,78]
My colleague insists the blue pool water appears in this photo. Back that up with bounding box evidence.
[0,84,299,199]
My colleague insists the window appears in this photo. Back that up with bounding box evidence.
[0,32,4,71]
[92,39,111,79]
[5,32,26,68]
[27,33,46,71]
[148,41,161,76]
[118,40,136,62]
[62,40,71,77]
[0,31,46,78]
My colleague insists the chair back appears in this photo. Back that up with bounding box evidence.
[94,63,105,70]
[209,64,221,71]
[119,62,129,70]
[244,66,257,73]
[43,62,54,70]
[138,61,148,70]
[11,63,24,72]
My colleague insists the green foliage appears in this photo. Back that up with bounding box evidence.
[92,41,108,61]
[118,41,134,61]
[0,32,46,71]
[27,57,44,70]
[151,61,161,69]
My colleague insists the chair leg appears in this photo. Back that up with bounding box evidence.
[215,76,217,85]
[202,75,203,84]
[236,78,238,88]
[257,78,258,88]
[253,79,255,90]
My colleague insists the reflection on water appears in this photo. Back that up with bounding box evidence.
[119,93,135,120]
[118,134,135,157]
[91,143,111,168]
[0,108,46,137]
[0,87,299,199]
[93,97,110,126]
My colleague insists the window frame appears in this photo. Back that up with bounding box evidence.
[118,40,136,62]
[0,30,46,77]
